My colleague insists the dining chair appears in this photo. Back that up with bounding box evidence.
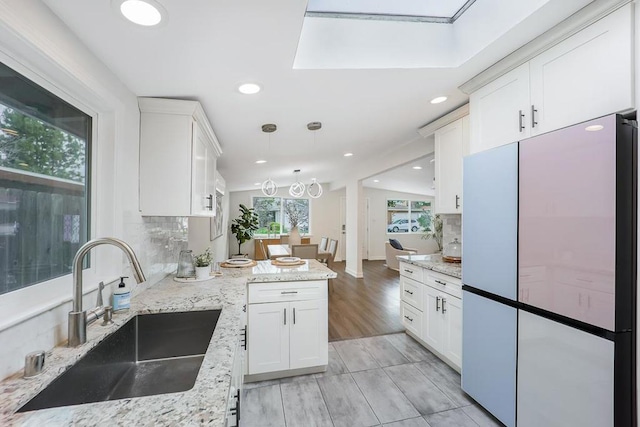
[280,235,290,245]
[318,237,328,252]
[258,239,268,260]
[326,239,338,268]
[291,244,318,259]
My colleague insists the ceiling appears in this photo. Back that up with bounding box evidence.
[41,0,593,193]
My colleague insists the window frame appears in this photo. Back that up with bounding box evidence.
[386,198,432,235]
[251,196,312,237]
[0,51,104,332]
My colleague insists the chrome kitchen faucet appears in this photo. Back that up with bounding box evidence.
[68,237,146,347]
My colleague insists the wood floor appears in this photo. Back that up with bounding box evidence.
[328,260,404,341]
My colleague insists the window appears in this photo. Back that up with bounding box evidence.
[0,61,91,296]
[253,197,310,235]
[387,199,431,234]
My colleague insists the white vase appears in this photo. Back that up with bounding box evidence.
[289,226,301,247]
[195,266,210,279]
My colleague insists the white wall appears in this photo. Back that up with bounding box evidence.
[0,0,184,379]
[364,187,439,260]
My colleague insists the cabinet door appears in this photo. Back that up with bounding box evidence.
[441,295,462,369]
[248,302,289,374]
[289,299,328,369]
[422,285,443,349]
[469,63,530,154]
[529,5,633,136]
[434,117,465,214]
[191,122,209,216]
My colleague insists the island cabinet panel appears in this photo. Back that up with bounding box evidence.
[247,301,289,374]
[246,280,328,377]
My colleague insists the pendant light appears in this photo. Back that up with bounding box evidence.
[289,169,305,197]
[305,121,324,199]
[260,124,278,196]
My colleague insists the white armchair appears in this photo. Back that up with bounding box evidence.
[385,242,417,271]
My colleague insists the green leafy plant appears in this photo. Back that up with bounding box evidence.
[230,204,259,255]
[422,212,443,252]
[193,248,212,267]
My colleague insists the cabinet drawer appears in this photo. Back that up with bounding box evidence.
[401,301,423,337]
[401,276,423,311]
[248,280,327,304]
[399,262,424,283]
[426,271,462,298]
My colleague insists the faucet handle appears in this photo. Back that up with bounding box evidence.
[96,281,104,307]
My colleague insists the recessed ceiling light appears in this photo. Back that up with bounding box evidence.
[430,96,448,104]
[373,179,380,183]
[255,160,267,164]
[585,124,604,132]
[118,0,165,26]
[344,152,353,157]
[413,166,422,170]
[238,83,261,95]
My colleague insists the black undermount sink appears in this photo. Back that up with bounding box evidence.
[18,309,221,412]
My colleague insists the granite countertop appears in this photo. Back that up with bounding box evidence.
[0,260,335,426]
[396,254,462,279]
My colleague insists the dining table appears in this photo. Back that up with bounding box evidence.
[267,244,332,263]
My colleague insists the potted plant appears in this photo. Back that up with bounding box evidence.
[230,204,259,257]
[421,212,443,252]
[193,248,213,279]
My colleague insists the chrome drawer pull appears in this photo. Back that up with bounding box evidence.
[404,269,413,274]
[404,315,414,322]
[404,289,414,295]
[281,291,298,294]
[435,280,447,286]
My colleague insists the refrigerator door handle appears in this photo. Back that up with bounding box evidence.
[436,296,441,312]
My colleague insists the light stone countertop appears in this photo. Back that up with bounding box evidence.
[0,260,335,426]
[397,254,462,279]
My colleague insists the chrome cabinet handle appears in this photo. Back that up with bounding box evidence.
[293,307,296,325]
[206,194,213,210]
[404,315,413,322]
[455,195,460,210]
[519,110,525,132]
[404,269,413,274]
[436,296,441,311]
[281,291,298,294]
[404,289,414,295]
[531,105,538,128]
[442,298,447,313]
[435,280,447,286]
[284,308,287,325]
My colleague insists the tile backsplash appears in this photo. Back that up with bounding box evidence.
[0,216,188,380]
[442,214,461,246]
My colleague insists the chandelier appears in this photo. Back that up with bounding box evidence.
[260,123,278,197]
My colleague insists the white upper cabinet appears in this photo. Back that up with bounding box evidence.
[139,98,222,217]
[435,115,469,214]
[469,63,530,154]
[469,5,634,154]
[529,7,634,136]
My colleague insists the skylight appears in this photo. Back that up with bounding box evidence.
[306,0,476,22]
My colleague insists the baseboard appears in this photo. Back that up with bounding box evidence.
[345,268,364,278]
[367,256,385,261]
[244,365,327,383]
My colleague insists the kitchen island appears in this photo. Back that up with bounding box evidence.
[0,259,335,426]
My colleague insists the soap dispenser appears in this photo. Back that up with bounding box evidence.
[113,276,131,311]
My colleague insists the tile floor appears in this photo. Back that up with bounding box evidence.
[240,333,504,427]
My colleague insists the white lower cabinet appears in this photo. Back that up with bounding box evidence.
[247,281,328,376]
[399,262,462,370]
